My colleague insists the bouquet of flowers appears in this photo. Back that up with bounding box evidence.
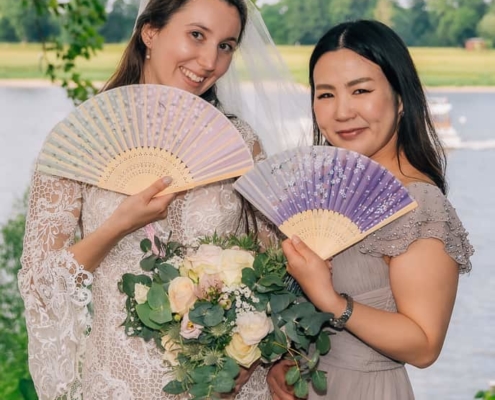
[119,233,333,399]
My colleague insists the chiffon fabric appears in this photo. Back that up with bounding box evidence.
[309,182,473,400]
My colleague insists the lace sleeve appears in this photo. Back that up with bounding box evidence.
[18,171,93,400]
[359,183,474,274]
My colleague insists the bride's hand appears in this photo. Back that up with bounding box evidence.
[107,177,177,236]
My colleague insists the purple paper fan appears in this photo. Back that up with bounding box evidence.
[233,146,418,259]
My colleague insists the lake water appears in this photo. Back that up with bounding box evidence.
[0,85,494,399]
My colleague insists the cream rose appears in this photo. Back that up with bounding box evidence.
[219,249,254,286]
[182,244,223,279]
[161,335,180,366]
[225,333,261,368]
[134,283,150,305]
[236,311,274,345]
[168,277,197,316]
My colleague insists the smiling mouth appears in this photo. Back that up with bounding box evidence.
[337,128,366,136]
[180,67,205,83]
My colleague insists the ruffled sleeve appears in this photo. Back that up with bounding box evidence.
[359,183,474,274]
[17,171,93,400]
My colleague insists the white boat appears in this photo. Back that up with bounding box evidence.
[429,97,462,149]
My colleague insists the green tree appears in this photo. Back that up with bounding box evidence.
[477,10,495,45]
[100,0,139,43]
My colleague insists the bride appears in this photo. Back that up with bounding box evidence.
[18,0,309,399]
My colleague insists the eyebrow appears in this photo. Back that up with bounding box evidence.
[315,77,374,90]
[187,23,239,43]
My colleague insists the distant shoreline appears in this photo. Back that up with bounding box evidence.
[1,78,495,93]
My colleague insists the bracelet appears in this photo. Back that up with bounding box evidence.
[329,293,354,329]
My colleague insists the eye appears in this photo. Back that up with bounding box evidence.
[190,31,204,40]
[353,88,371,95]
[316,93,333,100]
[219,42,235,53]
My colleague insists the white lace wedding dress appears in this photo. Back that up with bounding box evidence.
[18,118,273,400]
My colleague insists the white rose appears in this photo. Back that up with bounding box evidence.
[134,283,150,305]
[168,277,197,316]
[219,249,254,286]
[183,244,223,279]
[161,335,180,366]
[225,333,261,368]
[236,312,274,345]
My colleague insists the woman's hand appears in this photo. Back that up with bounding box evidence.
[282,235,341,313]
[267,359,296,400]
[107,176,177,237]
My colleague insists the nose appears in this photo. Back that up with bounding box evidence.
[197,45,217,72]
[334,94,356,121]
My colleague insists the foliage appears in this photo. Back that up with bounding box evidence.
[119,233,333,399]
[0,194,37,399]
[475,387,495,400]
[34,0,107,104]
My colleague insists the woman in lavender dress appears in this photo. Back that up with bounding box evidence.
[267,20,474,400]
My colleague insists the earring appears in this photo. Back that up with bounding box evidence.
[146,42,151,60]
[146,52,151,60]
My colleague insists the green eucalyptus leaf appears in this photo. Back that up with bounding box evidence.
[140,254,158,271]
[316,331,331,355]
[281,302,316,322]
[270,292,297,314]
[190,365,216,383]
[163,379,187,395]
[285,366,300,386]
[300,312,333,336]
[284,321,300,344]
[294,378,309,399]
[156,263,180,283]
[149,308,172,324]
[307,350,320,370]
[140,238,152,253]
[189,302,212,325]
[258,274,285,288]
[135,303,162,330]
[253,253,267,276]
[147,283,169,310]
[242,267,257,289]
[311,370,327,393]
[204,304,225,327]
[212,374,235,393]
[120,274,151,297]
[223,357,240,378]
[253,293,270,312]
[189,383,210,398]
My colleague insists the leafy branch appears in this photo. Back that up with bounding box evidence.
[31,0,106,104]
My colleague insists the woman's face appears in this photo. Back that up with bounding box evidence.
[312,48,403,161]
[141,0,241,96]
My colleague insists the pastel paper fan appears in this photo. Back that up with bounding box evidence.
[233,146,418,260]
[37,84,254,195]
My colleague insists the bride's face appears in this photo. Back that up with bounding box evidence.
[141,0,242,96]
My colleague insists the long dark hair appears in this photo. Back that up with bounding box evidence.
[102,0,248,107]
[309,20,447,194]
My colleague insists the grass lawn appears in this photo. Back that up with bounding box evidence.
[1,42,495,87]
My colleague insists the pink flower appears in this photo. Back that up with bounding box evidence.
[194,273,223,300]
[180,313,203,339]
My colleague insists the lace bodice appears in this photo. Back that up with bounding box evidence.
[18,117,273,400]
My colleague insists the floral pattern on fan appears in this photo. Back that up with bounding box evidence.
[233,146,418,260]
[37,84,254,195]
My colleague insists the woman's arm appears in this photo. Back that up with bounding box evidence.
[68,176,176,273]
[283,235,459,368]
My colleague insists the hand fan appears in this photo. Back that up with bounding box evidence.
[233,146,418,260]
[37,84,254,196]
